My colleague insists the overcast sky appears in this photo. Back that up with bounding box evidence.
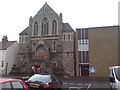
[0,0,119,42]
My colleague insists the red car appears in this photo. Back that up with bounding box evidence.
[0,78,29,90]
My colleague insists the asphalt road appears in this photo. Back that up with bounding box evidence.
[1,75,112,90]
[61,77,111,90]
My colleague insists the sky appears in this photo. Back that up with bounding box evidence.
[0,0,119,42]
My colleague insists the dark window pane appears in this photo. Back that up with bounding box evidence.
[68,34,70,40]
[42,17,49,35]
[52,20,57,34]
[34,22,38,36]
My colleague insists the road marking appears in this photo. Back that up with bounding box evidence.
[85,84,91,90]
[63,83,82,85]
[69,83,75,85]
[77,83,82,85]
[63,83,68,85]
[69,87,82,90]
[62,82,91,90]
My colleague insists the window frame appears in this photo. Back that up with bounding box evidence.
[34,22,38,36]
[52,20,57,35]
[68,34,71,40]
[42,17,49,35]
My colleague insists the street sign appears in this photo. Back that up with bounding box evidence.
[89,67,96,74]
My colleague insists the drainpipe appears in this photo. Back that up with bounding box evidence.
[5,62,8,75]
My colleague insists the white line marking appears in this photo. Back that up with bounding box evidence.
[69,83,75,85]
[77,83,82,85]
[85,84,91,90]
[69,87,82,90]
[63,83,68,85]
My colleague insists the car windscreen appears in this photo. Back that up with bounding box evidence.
[28,75,50,83]
[114,67,120,81]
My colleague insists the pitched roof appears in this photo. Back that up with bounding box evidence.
[19,27,29,35]
[63,23,74,32]
[34,2,58,17]
[0,41,17,50]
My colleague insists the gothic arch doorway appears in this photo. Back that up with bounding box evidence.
[36,45,46,60]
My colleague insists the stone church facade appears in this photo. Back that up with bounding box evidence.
[17,3,75,76]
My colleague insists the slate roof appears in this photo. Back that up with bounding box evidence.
[63,23,74,32]
[19,27,29,35]
[34,2,58,17]
[0,41,17,50]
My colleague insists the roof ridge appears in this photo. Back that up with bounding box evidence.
[0,41,17,50]
[34,2,58,17]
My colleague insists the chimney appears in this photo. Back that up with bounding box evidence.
[2,35,8,43]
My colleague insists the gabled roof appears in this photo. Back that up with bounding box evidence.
[0,41,17,50]
[63,23,74,32]
[34,2,58,17]
[19,27,29,35]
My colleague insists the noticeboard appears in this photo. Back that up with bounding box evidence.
[89,67,96,74]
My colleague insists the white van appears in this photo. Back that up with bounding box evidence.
[109,66,120,90]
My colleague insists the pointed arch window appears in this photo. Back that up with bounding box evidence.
[34,22,38,36]
[42,17,49,35]
[37,46,46,60]
[52,20,57,35]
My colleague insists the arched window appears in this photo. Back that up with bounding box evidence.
[34,22,38,36]
[42,17,49,35]
[52,20,57,34]
[37,46,46,60]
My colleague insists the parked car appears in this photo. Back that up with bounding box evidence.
[25,74,62,89]
[109,66,120,90]
[0,78,29,90]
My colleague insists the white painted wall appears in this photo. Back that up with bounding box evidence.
[0,50,6,75]
[0,42,19,75]
[5,42,19,74]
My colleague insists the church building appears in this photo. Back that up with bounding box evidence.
[17,2,119,77]
[18,3,75,76]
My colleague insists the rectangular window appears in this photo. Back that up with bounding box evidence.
[1,61,4,67]
[25,37,28,42]
[78,39,89,51]
[22,37,24,42]
[68,34,71,40]
[53,42,56,51]
[67,52,69,58]
[19,37,21,43]
[79,51,89,63]
[63,35,66,41]
[78,29,89,63]
[78,29,88,40]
